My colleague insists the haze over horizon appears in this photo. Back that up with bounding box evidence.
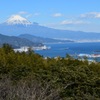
[0,0,100,33]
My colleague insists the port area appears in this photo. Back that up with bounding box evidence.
[14,45,51,52]
[78,54,100,58]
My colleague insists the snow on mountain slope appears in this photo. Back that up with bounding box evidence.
[5,15,32,26]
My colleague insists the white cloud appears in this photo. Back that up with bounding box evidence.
[81,12,100,18]
[18,11,40,18]
[60,20,89,25]
[18,11,28,15]
[33,13,40,16]
[25,14,33,18]
[26,13,40,18]
[52,13,63,17]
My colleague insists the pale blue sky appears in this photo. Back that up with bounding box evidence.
[0,0,100,32]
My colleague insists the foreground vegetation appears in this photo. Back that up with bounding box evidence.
[0,44,100,100]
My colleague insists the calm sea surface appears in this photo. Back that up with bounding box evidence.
[35,42,100,59]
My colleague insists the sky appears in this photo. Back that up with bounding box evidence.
[0,0,100,32]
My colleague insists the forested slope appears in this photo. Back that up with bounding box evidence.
[0,44,100,100]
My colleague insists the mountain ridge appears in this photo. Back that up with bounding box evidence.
[19,34,74,43]
[0,33,43,48]
[0,15,100,41]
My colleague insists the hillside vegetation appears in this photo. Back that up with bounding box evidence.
[0,34,43,48]
[0,44,100,100]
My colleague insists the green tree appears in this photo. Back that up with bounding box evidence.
[2,43,14,54]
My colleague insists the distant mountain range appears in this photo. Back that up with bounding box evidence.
[0,34,43,48]
[0,33,73,48]
[19,34,74,43]
[0,15,100,41]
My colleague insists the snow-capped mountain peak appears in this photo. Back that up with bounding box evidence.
[6,15,32,26]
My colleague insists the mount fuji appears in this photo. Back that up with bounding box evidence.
[0,15,100,41]
[5,15,32,26]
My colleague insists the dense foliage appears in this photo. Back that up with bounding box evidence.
[0,44,100,100]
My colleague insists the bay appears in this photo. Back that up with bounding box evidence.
[35,42,100,60]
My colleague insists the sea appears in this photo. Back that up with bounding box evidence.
[35,42,100,62]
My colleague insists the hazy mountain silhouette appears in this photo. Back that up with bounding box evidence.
[0,15,100,41]
[0,34,43,48]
